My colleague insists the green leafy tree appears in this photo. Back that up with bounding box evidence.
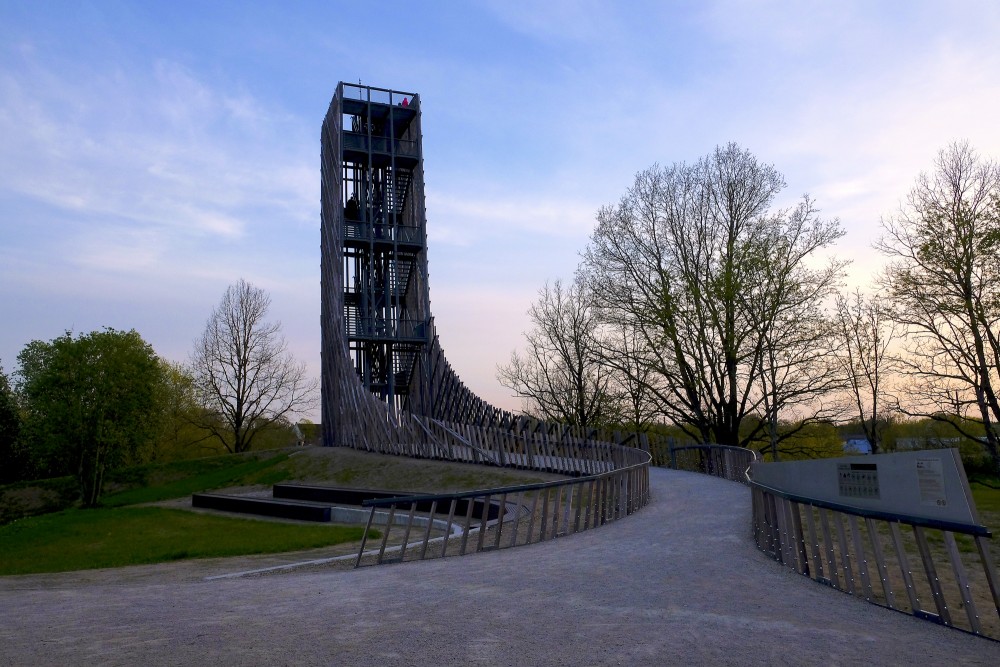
[765,420,844,461]
[0,361,26,483]
[148,361,217,462]
[16,329,162,505]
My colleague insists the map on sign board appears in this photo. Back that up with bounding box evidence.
[837,462,880,499]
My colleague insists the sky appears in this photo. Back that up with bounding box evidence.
[2,1,1000,418]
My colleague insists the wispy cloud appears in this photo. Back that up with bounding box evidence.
[481,0,626,44]
[0,53,314,244]
[427,190,597,244]
[0,41,320,378]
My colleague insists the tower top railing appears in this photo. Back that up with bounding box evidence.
[340,82,418,108]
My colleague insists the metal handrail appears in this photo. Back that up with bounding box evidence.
[341,82,417,104]
[751,475,1000,639]
[353,437,652,567]
[426,417,499,466]
[360,463,644,509]
[752,479,992,537]
[667,443,758,485]
[665,443,999,639]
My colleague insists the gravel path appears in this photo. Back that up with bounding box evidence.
[2,468,997,666]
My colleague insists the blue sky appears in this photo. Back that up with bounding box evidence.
[2,1,999,416]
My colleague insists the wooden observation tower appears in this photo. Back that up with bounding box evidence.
[321,82,520,448]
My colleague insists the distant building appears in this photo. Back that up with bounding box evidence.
[843,438,872,455]
[894,436,961,451]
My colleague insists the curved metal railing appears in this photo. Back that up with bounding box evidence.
[353,437,651,567]
[751,477,1000,640]
[665,444,757,484]
[657,441,1000,640]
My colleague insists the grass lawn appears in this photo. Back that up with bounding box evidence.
[0,446,566,575]
[970,479,1000,530]
[101,452,293,507]
[0,506,376,575]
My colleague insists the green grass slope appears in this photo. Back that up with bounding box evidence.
[0,446,563,575]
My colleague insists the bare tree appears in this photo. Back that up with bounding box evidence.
[833,289,901,453]
[497,277,619,428]
[191,279,317,453]
[756,303,843,460]
[877,141,1000,473]
[598,321,660,432]
[750,201,846,459]
[583,144,845,448]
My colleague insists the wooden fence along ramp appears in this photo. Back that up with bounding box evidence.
[348,437,763,568]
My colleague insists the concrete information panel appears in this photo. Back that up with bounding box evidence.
[751,448,981,526]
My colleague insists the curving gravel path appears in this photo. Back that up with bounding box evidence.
[2,468,998,666]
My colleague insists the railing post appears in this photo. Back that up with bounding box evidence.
[355,507,378,568]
